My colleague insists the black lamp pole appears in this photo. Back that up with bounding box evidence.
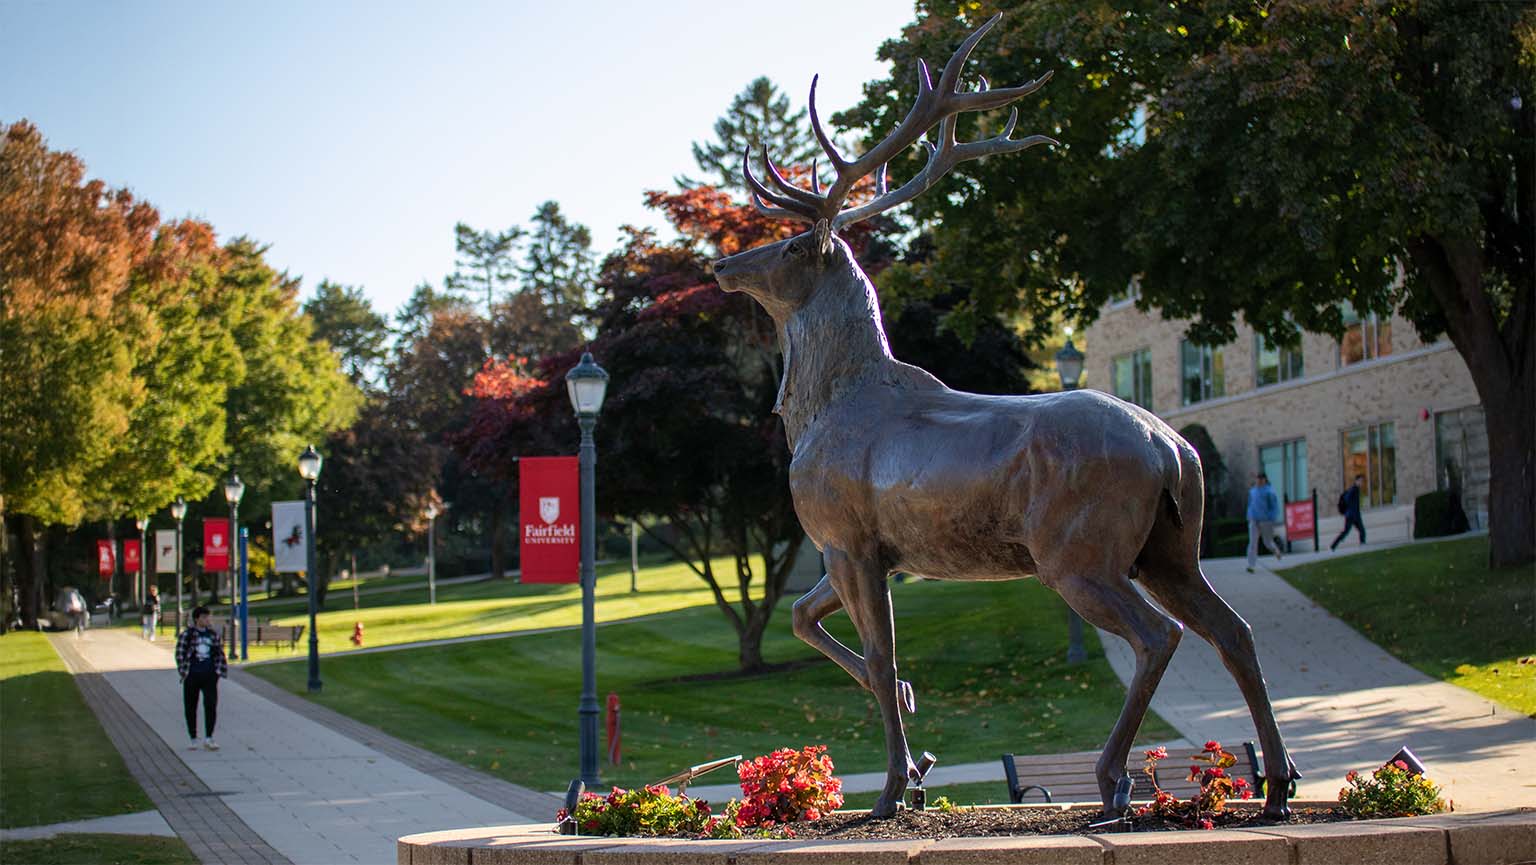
[171,496,187,635]
[1055,336,1088,665]
[566,352,609,788]
[299,445,323,693]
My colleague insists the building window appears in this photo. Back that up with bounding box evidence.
[1111,348,1153,410]
[1258,439,1308,505]
[1435,406,1488,529]
[1342,422,1397,507]
[1180,341,1225,405]
[1340,303,1392,366]
[1255,335,1304,387]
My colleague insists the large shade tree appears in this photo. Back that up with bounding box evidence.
[842,0,1534,566]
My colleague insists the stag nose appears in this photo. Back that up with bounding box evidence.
[712,257,731,275]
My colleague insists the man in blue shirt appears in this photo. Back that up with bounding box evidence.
[1332,474,1367,550]
[1246,473,1284,573]
[175,605,228,751]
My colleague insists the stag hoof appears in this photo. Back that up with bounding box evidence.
[1263,803,1292,821]
[898,679,916,714]
[870,795,902,818]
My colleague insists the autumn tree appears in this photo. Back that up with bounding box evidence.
[843,0,1534,565]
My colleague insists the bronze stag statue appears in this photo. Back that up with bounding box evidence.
[712,14,1298,820]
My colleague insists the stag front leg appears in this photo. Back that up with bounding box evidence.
[831,556,916,818]
[794,565,917,712]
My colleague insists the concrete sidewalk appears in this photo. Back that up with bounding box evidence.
[55,628,547,864]
[1097,548,1534,811]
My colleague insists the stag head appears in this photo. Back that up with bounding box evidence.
[715,12,1055,318]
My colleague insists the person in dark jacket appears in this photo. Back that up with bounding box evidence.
[175,606,227,751]
[142,585,160,641]
[1332,474,1367,550]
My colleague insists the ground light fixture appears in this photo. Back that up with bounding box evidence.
[298,445,323,692]
[566,351,608,788]
[1054,333,1088,664]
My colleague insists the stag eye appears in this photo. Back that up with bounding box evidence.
[785,242,805,259]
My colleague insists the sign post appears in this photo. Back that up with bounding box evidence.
[518,457,580,584]
[239,527,249,661]
[1285,499,1316,552]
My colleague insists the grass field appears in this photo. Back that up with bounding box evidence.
[229,556,731,660]
[0,632,154,828]
[0,834,197,865]
[1280,535,1535,715]
[250,576,1178,794]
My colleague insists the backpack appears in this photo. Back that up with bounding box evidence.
[1337,491,1349,515]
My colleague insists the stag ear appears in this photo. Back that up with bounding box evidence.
[813,219,833,257]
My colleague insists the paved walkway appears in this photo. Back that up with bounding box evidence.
[0,810,175,842]
[1096,547,1535,811]
[52,628,555,865]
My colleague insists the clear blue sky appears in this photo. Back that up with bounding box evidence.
[1,0,917,315]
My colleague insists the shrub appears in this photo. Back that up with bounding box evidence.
[1338,761,1447,818]
[736,745,844,828]
[1137,741,1253,829]
[557,785,739,838]
[1413,490,1468,539]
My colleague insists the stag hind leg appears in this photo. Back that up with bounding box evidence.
[1137,561,1298,818]
[1045,570,1183,813]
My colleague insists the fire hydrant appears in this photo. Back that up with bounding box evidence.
[350,621,364,647]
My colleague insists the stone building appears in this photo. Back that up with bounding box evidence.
[1082,294,1488,544]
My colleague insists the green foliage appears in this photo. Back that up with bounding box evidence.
[1338,762,1446,819]
[0,632,153,828]
[304,280,389,386]
[686,77,819,194]
[559,785,739,838]
[445,221,520,343]
[1280,536,1535,714]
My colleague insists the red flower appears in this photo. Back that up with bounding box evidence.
[1208,767,1225,778]
[1145,747,1168,761]
[803,808,821,820]
[1204,740,1223,752]
[1393,760,1410,772]
[1199,818,1215,830]
[1346,770,1359,782]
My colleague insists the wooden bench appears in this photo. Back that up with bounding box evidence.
[242,623,304,650]
[1001,745,1263,804]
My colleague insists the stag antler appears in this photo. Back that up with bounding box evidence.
[743,13,1056,239]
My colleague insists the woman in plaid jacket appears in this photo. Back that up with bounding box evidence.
[175,605,228,750]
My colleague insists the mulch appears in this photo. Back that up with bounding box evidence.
[756,805,1351,840]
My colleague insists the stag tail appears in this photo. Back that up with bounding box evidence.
[741,12,1056,233]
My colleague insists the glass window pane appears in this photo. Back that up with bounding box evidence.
[1343,427,1369,494]
[1256,336,1279,387]
[1376,317,1394,358]
[1378,423,1396,505]
[1113,356,1133,400]
[1210,346,1225,398]
[1293,440,1308,503]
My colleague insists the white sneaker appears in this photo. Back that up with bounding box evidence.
[188,741,201,751]
[203,739,219,751]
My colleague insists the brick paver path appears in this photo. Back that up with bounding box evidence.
[53,628,554,865]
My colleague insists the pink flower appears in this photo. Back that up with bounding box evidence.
[1145,747,1168,761]
[1199,818,1215,830]
[1393,760,1410,771]
[803,808,821,820]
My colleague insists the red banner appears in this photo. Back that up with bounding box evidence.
[123,539,142,574]
[1285,500,1315,540]
[96,540,115,579]
[204,518,230,571]
[519,456,579,583]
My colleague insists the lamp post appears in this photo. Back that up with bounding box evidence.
[1055,334,1088,665]
[298,445,324,693]
[224,473,245,656]
[425,502,439,606]
[566,351,608,788]
[170,496,187,635]
[134,516,148,611]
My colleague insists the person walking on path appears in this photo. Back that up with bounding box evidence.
[142,585,160,641]
[175,605,227,751]
[1332,474,1367,551]
[1246,472,1284,572]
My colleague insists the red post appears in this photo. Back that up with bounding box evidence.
[605,692,621,766]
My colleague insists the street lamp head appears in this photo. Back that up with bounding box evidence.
[135,516,147,531]
[425,502,439,520]
[298,444,323,481]
[565,352,609,418]
[1054,336,1085,391]
[170,496,188,521]
[224,473,246,506]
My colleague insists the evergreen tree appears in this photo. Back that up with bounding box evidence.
[685,77,819,195]
[305,280,389,387]
[444,222,521,354]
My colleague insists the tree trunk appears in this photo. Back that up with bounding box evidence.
[1484,382,1534,567]
[490,500,505,580]
[739,610,768,672]
[13,515,42,629]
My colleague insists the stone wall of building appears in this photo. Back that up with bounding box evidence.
[1082,302,1481,520]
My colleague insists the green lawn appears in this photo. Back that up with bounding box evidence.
[0,834,197,865]
[250,577,1177,795]
[228,556,731,660]
[0,632,154,828]
[1280,536,1535,715]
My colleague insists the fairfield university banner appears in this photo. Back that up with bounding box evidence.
[123,539,142,574]
[204,518,230,572]
[519,456,579,583]
[96,540,115,579]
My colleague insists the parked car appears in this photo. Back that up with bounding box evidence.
[42,586,89,632]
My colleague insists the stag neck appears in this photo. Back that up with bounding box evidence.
[772,260,902,445]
